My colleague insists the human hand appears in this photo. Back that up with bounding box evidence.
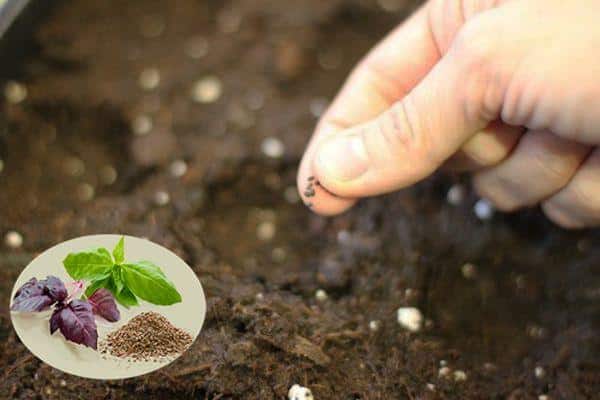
[297,0,600,228]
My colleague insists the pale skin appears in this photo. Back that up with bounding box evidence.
[297,0,600,229]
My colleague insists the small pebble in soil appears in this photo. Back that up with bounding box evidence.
[439,360,448,367]
[245,90,265,111]
[534,366,546,379]
[288,384,314,400]
[4,80,27,103]
[275,40,306,79]
[59,379,67,387]
[474,198,495,220]
[378,0,406,12]
[261,137,285,159]
[0,158,4,174]
[446,184,466,206]
[515,274,526,290]
[438,366,451,378]
[138,68,160,90]
[264,172,281,190]
[139,15,165,38]
[271,247,287,263]
[315,289,328,301]
[397,307,423,332]
[461,263,477,279]
[255,292,264,301]
[131,115,153,136]
[217,9,241,33]
[76,183,95,202]
[99,165,118,185]
[337,230,351,245]
[191,76,222,103]
[4,230,23,248]
[538,395,549,400]
[527,324,547,339]
[63,156,85,177]
[284,186,300,204]
[309,97,329,118]
[453,370,468,382]
[169,159,188,178]
[154,191,170,206]
[228,102,255,129]
[426,383,436,392]
[184,36,208,59]
[369,320,380,332]
[483,362,497,372]
[256,221,276,241]
[317,49,342,71]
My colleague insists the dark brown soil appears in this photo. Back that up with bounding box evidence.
[1,0,599,399]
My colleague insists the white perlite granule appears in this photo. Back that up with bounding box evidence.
[256,221,276,241]
[446,184,466,206]
[397,307,423,332]
[288,384,314,400]
[4,81,27,104]
[453,370,467,382]
[369,320,380,332]
[315,289,328,301]
[131,115,153,136]
[139,68,160,90]
[261,137,285,159]
[191,76,222,103]
[4,231,23,248]
[474,199,495,220]
[169,159,188,178]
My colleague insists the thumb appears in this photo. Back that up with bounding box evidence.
[312,17,511,198]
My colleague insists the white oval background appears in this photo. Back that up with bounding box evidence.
[10,234,206,379]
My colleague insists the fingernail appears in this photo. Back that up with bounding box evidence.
[317,135,368,181]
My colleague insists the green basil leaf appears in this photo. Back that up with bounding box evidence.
[63,248,114,280]
[84,275,111,298]
[113,237,125,265]
[121,261,182,305]
[112,265,124,294]
[114,286,138,308]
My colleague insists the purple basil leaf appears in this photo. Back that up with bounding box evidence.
[11,277,54,312]
[49,307,61,334]
[40,276,68,302]
[87,288,120,322]
[50,300,98,349]
[14,277,42,298]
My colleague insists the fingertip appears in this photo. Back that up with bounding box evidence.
[297,157,357,216]
[308,193,357,216]
[541,202,584,230]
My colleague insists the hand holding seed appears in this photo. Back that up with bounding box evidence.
[298,0,600,228]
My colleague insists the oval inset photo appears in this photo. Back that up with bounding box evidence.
[10,234,206,379]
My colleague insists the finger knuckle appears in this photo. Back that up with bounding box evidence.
[452,14,507,121]
[454,16,498,76]
[377,99,429,159]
